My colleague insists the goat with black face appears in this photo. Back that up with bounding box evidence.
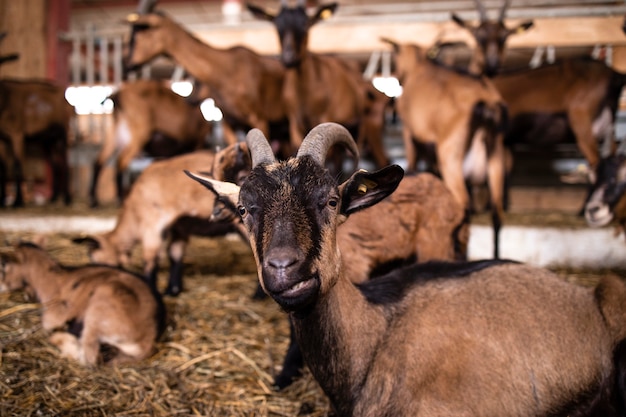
[188,123,626,417]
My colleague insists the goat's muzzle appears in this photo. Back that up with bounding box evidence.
[585,199,613,228]
[261,247,320,311]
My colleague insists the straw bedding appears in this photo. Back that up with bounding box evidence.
[0,226,617,416]
[0,231,330,416]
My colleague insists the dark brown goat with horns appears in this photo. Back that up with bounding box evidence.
[246,0,390,168]
[189,122,626,417]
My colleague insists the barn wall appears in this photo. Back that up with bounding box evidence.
[0,0,47,79]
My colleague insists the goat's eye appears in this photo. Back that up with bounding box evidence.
[328,198,338,209]
[237,205,247,217]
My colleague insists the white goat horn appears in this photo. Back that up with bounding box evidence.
[296,122,359,167]
[246,129,276,168]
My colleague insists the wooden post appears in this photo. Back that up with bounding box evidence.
[0,0,47,79]
[46,0,70,86]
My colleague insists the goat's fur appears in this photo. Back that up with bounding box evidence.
[246,1,390,168]
[75,143,250,295]
[0,78,74,207]
[189,122,626,416]
[124,10,287,151]
[89,79,211,207]
[196,170,469,388]
[0,243,165,366]
[584,153,626,236]
[383,38,507,258]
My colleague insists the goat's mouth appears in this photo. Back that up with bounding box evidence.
[264,274,320,311]
[585,202,614,227]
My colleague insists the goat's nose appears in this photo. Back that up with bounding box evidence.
[267,248,299,271]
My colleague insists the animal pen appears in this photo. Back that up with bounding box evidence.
[3,0,626,416]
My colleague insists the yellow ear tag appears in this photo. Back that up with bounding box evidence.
[320,9,332,20]
[127,13,140,23]
[358,184,368,194]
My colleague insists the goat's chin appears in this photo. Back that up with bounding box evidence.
[585,205,614,228]
[264,275,320,312]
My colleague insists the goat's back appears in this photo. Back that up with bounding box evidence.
[359,262,615,416]
[338,173,467,283]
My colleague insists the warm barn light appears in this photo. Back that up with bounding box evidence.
[372,76,402,98]
[200,98,223,122]
[65,85,115,115]
[170,81,193,97]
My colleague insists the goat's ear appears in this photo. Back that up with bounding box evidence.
[311,3,338,25]
[72,236,101,251]
[246,3,275,21]
[451,13,470,29]
[184,171,241,205]
[509,20,534,35]
[339,165,404,216]
[380,37,399,52]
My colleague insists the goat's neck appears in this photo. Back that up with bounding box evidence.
[24,266,62,305]
[162,25,234,88]
[292,274,388,415]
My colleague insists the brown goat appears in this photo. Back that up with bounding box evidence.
[246,1,391,169]
[189,123,626,417]
[382,38,507,258]
[450,0,533,77]
[198,169,468,388]
[451,1,624,172]
[75,143,250,295]
[584,150,626,234]
[89,79,211,207]
[0,242,165,366]
[123,6,287,152]
[0,78,74,207]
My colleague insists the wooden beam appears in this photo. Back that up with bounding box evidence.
[193,16,626,56]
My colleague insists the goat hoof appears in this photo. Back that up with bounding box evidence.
[164,286,181,297]
[273,369,302,390]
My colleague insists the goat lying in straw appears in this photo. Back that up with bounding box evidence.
[188,122,626,417]
[201,170,469,388]
[75,143,251,296]
[0,242,166,366]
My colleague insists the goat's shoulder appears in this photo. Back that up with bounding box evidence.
[357,259,515,306]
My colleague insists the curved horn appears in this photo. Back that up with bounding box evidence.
[473,0,488,22]
[296,122,359,166]
[245,128,276,168]
[498,0,511,22]
[137,0,157,14]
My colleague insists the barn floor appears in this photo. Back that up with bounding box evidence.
[1,180,625,416]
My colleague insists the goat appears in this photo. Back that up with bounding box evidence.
[450,0,533,77]
[0,78,74,207]
[187,122,626,416]
[0,242,166,366]
[451,0,625,173]
[246,0,391,170]
[74,142,250,296]
[89,79,212,207]
[123,1,288,153]
[584,145,626,234]
[196,170,469,388]
[382,38,507,258]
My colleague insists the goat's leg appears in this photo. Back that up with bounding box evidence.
[12,157,24,207]
[274,318,304,389]
[78,324,101,366]
[401,127,417,173]
[487,140,505,259]
[116,141,145,204]
[90,130,119,207]
[166,237,189,296]
[49,331,81,361]
[568,108,599,169]
[0,156,6,207]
